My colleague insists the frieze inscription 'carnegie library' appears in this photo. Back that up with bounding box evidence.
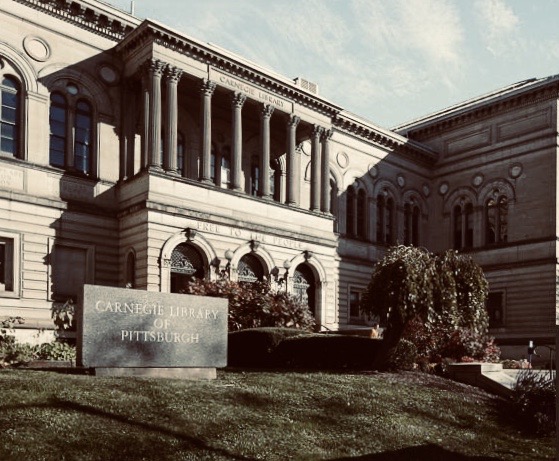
[79,285,228,368]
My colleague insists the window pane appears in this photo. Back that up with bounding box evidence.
[498,196,508,242]
[412,206,420,246]
[0,238,14,292]
[465,203,473,247]
[346,186,355,236]
[486,199,496,244]
[49,94,67,167]
[357,190,366,238]
[386,198,394,244]
[2,77,18,90]
[376,196,384,243]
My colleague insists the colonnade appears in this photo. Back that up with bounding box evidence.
[138,58,332,213]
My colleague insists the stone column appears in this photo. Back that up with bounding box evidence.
[260,104,274,199]
[141,71,149,170]
[231,92,247,191]
[321,129,332,213]
[147,58,165,170]
[310,125,323,212]
[199,79,216,183]
[286,115,300,206]
[163,65,183,174]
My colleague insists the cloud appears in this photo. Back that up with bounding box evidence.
[474,0,520,55]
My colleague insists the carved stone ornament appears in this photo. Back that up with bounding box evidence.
[438,182,449,195]
[397,174,405,188]
[422,184,430,197]
[509,163,523,179]
[472,173,484,187]
[23,35,51,62]
[337,151,349,168]
[368,164,379,178]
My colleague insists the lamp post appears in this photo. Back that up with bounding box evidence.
[222,249,233,279]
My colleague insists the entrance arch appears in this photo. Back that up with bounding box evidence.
[237,253,264,283]
[292,263,316,316]
[169,243,205,293]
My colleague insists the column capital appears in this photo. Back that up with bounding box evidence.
[261,103,275,119]
[164,65,183,83]
[146,58,166,77]
[200,79,217,96]
[288,114,301,128]
[321,128,333,141]
[231,91,247,109]
[312,125,324,138]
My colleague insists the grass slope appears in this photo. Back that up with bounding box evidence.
[0,369,553,460]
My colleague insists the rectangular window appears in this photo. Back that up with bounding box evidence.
[0,233,20,297]
[349,289,365,324]
[486,291,504,328]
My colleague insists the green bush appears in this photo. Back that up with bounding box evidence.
[228,327,307,367]
[386,339,418,371]
[184,279,315,332]
[510,370,556,436]
[274,334,381,370]
[35,341,76,361]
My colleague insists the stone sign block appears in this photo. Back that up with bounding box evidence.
[78,285,228,369]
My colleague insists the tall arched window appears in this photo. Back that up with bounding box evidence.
[221,146,231,188]
[330,178,339,232]
[404,203,420,246]
[49,86,95,176]
[49,93,66,168]
[453,201,474,249]
[1,76,20,157]
[74,99,92,174]
[376,194,394,244]
[357,189,367,238]
[346,185,355,236]
[486,195,508,244]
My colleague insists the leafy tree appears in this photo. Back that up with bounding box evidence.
[182,278,315,332]
[361,246,496,370]
[360,245,437,370]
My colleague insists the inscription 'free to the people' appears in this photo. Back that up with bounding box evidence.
[95,301,220,344]
[79,285,228,368]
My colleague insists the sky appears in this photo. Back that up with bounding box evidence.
[107,0,559,129]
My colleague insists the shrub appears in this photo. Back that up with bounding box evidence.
[386,339,418,371]
[274,334,381,370]
[228,327,306,367]
[183,278,315,332]
[35,341,76,362]
[510,370,556,436]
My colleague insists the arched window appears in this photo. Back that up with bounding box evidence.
[486,195,508,244]
[404,203,420,246]
[377,194,394,244]
[357,189,367,238]
[49,93,66,168]
[1,76,20,157]
[74,99,92,174]
[453,201,474,249]
[49,86,95,176]
[346,185,355,236]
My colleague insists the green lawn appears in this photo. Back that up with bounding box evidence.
[0,369,554,460]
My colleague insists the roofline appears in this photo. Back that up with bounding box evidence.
[393,75,559,134]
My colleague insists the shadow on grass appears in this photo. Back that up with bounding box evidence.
[331,444,502,460]
[1,397,255,461]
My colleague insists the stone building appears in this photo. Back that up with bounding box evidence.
[0,0,556,357]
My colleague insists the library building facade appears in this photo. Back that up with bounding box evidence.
[1,0,558,357]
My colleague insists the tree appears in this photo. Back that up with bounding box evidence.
[360,245,437,370]
[361,245,495,370]
[182,278,315,332]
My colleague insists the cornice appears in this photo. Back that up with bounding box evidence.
[12,0,139,41]
[397,78,559,139]
[116,21,343,118]
[333,114,438,166]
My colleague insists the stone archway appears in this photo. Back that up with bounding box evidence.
[292,263,316,317]
[169,242,205,293]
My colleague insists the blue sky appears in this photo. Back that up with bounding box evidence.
[108,0,559,129]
